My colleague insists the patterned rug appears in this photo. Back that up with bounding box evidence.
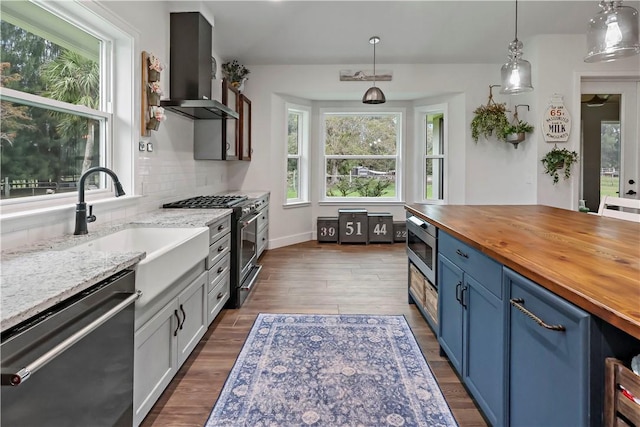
[205,313,457,427]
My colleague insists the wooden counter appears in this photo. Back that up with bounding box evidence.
[405,204,640,340]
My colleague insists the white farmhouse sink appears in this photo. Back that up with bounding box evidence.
[66,227,209,304]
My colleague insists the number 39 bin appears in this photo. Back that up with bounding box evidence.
[368,212,394,243]
[338,208,369,244]
[317,217,338,243]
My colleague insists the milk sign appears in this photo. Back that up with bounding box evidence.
[543,94,571,142]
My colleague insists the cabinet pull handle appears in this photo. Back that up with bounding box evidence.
[455,249,469,259]
[461,286,468,308]
[217,266,225,274]
[179,304,186,330]
[218,224,225,231]
[217,292,224,300]
[455,282,462,303]
[217,245,227,252]
[510,298,566,331]
[173,310,180,336]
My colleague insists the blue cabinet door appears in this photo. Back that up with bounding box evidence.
[506,268,591,427]
[437,255,464,373]
[464,274,505,427]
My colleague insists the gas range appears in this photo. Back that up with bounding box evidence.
[162,194,266,218]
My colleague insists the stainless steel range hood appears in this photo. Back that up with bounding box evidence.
[162,12,238,121]
[160,99,238,120]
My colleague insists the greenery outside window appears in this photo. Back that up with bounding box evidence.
[0,1,133,209]
[419,107,446,203]
[286,104,310,205]
[322,111,402,202]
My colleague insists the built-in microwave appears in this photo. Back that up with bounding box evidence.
[406,214,437,285]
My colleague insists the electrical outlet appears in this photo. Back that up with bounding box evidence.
[146,142,154,152]
[139,141,146,151]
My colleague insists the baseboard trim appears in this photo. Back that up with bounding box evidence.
[267,231,313,250]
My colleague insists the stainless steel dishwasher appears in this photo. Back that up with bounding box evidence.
[1,269,140,426]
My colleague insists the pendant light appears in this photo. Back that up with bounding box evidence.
[585,94,609,107]
[500,0,533,95]
[362,36,386,104]
[584,1,640,62]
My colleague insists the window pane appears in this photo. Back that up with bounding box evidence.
[1,101,104,199]
[426,113,444,156]
[600,122,621,199]
[425,158,444,200]
[326,159,396,198]
[287,158,299,199]
[325,114,398,155]
[1,20,100,104]
[288,112,299,155]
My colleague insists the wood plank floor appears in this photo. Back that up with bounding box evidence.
[141,241,488,427]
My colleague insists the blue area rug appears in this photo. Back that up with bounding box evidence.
[205,313,458,427]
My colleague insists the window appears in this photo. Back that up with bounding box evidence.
[0,1,134,208]
[322,111,402,201]
[419,107,446,202]
[286,104,310,205]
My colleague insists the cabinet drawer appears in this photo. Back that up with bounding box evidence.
[257,207,268,232]
[439,232,501,298]
[206,233,231,270]
[208,253,230,292]
[257,226,268,254]
[209,216,231,246]
[208,273,230,325]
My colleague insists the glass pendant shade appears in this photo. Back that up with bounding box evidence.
[362,36,386,104]
[500,40,534,94]
[585,1,640,62]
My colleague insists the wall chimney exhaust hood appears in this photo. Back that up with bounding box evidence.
[160,12,238,121]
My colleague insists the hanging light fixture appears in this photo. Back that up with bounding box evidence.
[585,94,609,107]
[584,1,640,62]
[500,0,533,95]
[362,36,386,104]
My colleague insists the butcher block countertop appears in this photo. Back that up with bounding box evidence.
[405,204,640,340]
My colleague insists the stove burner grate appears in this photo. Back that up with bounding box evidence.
[163,195,248,209]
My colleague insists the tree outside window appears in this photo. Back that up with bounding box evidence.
[323,113,401,201]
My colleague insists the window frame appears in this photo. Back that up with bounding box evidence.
[284,103,311,206]
[0,0,136,215]
[416,104,447,204]
[320,108,404,204]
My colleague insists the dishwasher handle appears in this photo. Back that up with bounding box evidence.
[2,290,142,387]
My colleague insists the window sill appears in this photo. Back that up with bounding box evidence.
[318,200,406,206]
[1,195,144,232]
[283,201,311,209]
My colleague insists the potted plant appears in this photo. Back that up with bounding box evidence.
[471,102,510,142]
[501,119,534,148]
[221,60,250,88]
[541,146,579,184]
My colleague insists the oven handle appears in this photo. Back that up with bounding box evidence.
[2,290,142,387]
[241,212,260,228]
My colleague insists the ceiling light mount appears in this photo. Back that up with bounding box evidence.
[500,0,534,95]
[362,36,386,104]
[585,1,640,62]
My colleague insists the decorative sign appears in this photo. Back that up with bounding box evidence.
[542,94,571,142]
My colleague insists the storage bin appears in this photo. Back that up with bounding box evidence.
[317,217,338,243]
[338,208,368,244]
[393,221,407,243]
[368,212,394,243]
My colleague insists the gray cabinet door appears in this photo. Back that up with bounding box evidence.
[177,271,207,367]
[507,268,591,427]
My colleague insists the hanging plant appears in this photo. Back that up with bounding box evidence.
[500,104,533,148]
[471,85,509,142]
[541,145,579,184]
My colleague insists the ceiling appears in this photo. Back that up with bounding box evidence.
[189,1,640,66]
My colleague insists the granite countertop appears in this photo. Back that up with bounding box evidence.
[1,208,232,333]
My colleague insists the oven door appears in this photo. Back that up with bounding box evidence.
[406,215,437,284]
[240,212,259,283]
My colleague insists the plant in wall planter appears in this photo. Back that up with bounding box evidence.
[501,120,534,148]
[221,60,250,90]
[471,85,509,142]
[541,145,579,184]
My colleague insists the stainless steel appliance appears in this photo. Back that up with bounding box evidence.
[163,194,266,308]
[406,213,439,330]
[1,270,139,426]
[406,213,437,284]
